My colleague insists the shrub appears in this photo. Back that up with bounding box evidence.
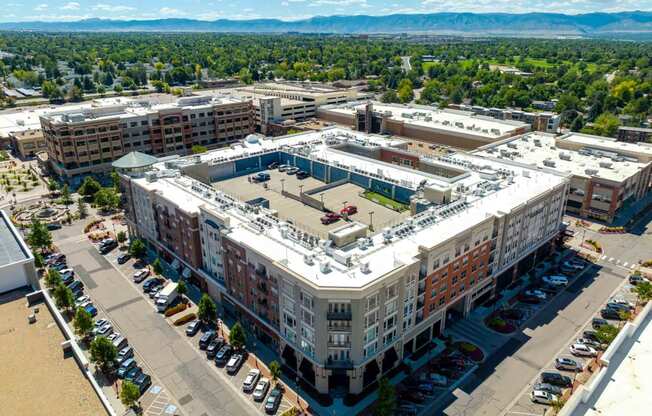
[84,219,103,233]
[280,408,299,416]
[165,303,188,317]
[173,312,196,326]
[458,342,477,353]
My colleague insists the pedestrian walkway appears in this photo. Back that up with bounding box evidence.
[598,254,636,270]
[445,317,508,355]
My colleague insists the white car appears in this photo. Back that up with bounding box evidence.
[429,373,448,387]
[107,332,121,342]
[562,261,584,271]
[242,368,261,392]
[530,390,558,405]
[93,322,113,336]
[75,295,91,307]
[133,269,150,283]
[542,275,569,287]
[253,378,270,401]
[525,289,547,300]
[94,318,109,328]
[570,343,597,357]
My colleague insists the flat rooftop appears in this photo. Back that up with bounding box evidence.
[0,290,107,416]
[131,127,566,289]
[475,132,649,183]
[320,101,529,140]
[560,132,652,158]
[0,210,30,266]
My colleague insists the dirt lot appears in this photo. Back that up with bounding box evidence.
[213,170,408,237]
[0,290,106,416]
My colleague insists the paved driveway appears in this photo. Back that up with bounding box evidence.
[56,236,259,416]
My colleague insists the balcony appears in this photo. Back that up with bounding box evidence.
[328,340,351,348]
[328,323,352,332]
[327,311,352,321]
[326,358,353,369]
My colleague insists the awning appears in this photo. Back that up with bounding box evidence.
[171,258,180,270]
[182,267,191,279]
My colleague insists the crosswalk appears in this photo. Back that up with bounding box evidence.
[598,255,634,269]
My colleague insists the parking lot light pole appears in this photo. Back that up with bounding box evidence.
[281,179,285,194]
[320,193,324,204]
[369,211,374,231]
[299,185,304,195]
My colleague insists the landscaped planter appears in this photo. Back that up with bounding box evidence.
[485,315,517,334]
[453,341,485,362]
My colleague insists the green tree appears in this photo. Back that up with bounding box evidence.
[397,79,414,104]
[152,258,163,276]
[116,230,127,246]
[73,307,95,340]
[78,176,102,198]
[128,239,146,258]
[47,179,59,196]
[68,85,83,102]
[634,281,652,304]
[197,294,217,324]
[595,324,619,346]
[376,376,396,416]
[269,360,281,385]
[177,280,188,300]
[60,184,73,205]
[53,283,74,313]
[27,219,52,252]
[228,322,246,351]
[381,89,399,103]
[120,380,141,409]
[110,170,121,192]
[34,251,45,269]
[44,268,62,288]
[192,145,208,154]
[77,198,88,219]
[90,336,117,373]
[570,115,585,132]
[94,187,120,211]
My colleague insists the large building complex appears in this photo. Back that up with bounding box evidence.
[117,126,568,396]
[475,132,652,222]
[40,95,254,179]
[0,210,38,294]
[8,128,47,159]
[448,103,560,133]
[317,102,530,149]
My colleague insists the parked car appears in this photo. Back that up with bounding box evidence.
[397,403,418,415]
[116,346,134,365]
[242,369,261,392]
[533,383,563,396]
[46,253,66,266]
[555,357,580,371]
[252,172,271,183]
[570,343,597,357]
[117,358,137,379]
[582,330,600,342]
[542,275,568,287]
[607,299,634,311]
[148,285,163,298]
[51,262,68,271]
[530,390,558,405]
[99,239,118,254]
[206,337,225,359]
[540,372,572,387]
[133,269,150,283]
[268,162,279,170]
[117,253,131,264]
[253,378,270,401]
[524,289,547,301]
[125,366,143,383]
[226,353,244,374]
[134,373,152,395]
[562,261,584,271]
[417,383,435,395]
[112,335,128,350]
[320,212,341,225]
[296,170,309,179]
[75,295,91,307]
[93,322,113,337]
[340,205,358,216]
[518,294,543,304]
[398,390,425,404]
[265,386,283,414]
[66,280,84,292]
[600,308,623,320]
[277,164,291,172]
[286,167,299,175]
[199,330,216,350]
[186,320,202,337]
[592,317,609,329]
[429,373,448,387]
[576,337,600,348]
[142,278,164,292]
[629,274,647,285]
[84,303,98,317]
[215,344,233,366]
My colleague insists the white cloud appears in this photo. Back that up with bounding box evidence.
[34,3,48,11]
[159,7,187,16]
[60,2,80,10]
[309,0,368,7]
[27,13,90,21]
[92,4,136,13]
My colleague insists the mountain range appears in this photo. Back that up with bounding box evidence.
[1,11,651,36]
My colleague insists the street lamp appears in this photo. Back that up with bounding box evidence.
[280,178,285,193]
[369,211,374,231]
[320,193,324,204]
[299,185,304,195]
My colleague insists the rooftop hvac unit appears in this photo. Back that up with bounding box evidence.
[543,159,556,168]
[585,168,599,176]
[304,254,315,266]
[599,161,613,169]
[319,261,331,274]
[360,261,371,274]
[559,152,572,161]
[533,139,542,147]
[507,143,518,149]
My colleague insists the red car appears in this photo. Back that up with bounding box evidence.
[340,205,358,216]
[320,212,341,225]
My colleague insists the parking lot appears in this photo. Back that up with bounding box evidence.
[213,169,406,237]
[50,225,260,416]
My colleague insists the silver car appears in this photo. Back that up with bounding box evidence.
[253,378,270,401]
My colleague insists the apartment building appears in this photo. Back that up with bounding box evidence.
[617,126,652,143]
[448,103,560,133]
[117,127,568,396]
[9,128,47,159]
[317,101,530,149]
[40,95,254,179]
[238,82,364,107]
[475,132,652,223]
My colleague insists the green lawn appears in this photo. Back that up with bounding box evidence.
[362,191,409,212]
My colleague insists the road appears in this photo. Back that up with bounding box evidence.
[437,259,629,416]
[53,224,258,416]
[401,56,412,72]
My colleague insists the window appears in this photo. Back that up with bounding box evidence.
[386,283,398,300]
[366,293,378,311]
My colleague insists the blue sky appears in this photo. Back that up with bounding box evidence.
[2,0,651,22]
